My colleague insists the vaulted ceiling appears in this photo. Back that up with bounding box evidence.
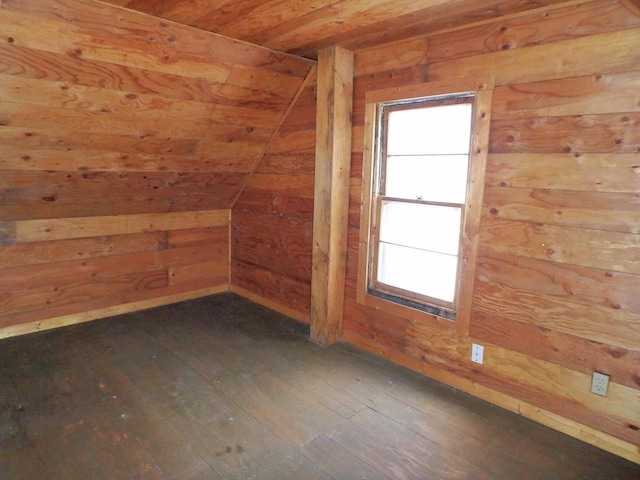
[101,0,576,57]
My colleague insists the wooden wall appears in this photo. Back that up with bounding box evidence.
[0,0,312,338]
[343,0,640,461]
[231,71,317,323]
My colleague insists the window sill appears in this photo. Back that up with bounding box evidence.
[356,287,462,332]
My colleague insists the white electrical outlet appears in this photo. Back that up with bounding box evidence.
[471,344,484,364]
[591,372,609,397]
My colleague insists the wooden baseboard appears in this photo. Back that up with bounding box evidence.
[343,330,640,465]
[229,284,310,324]
[0,284,229,340]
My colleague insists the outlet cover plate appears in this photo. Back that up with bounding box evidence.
[471,344,484,364]
[591,371,609,397]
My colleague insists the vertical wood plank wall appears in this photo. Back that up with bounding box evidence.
[231,73,317,323]
[344,0,640,460]
[0,0,312,338]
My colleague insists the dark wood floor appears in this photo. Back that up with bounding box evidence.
[1,293,638,479]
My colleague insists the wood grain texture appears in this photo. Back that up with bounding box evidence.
[472,251,640,349]
[490,112,640,154]
[3,295,636,475]
[0,212,230,330]
[231,72,317,322]
[469,310,640,390]
[343,0,640,460]
[427,0,640,63]
[4,0,313,76]
[0,0,311,336]
[429,28,640,86]
[403,320,640,445]
[478,218,640,274]
[483,186,640,233]
[231,260,311,317]
[0,147,257,173]
[0,285,227,340]
[232,210,312,282]
[311,46,354,346]
[0,232,166,269]
[486,153,640,193]
[4,0,640,463]
[101,0,581,57]
[492,71,640,119]
[0,210,229,244]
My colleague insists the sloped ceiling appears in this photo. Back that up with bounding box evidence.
[102,0,577,57]
[0,0,314,215]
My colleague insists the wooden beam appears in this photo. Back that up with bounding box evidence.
[0,209,229,244]
[310,46,354,346]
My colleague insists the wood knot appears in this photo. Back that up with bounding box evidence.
[42,196,56,202]
[608,348,625,359]
[489,208,499,215]
[7,37,14,43]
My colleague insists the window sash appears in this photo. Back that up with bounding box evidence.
[371,197,463,311]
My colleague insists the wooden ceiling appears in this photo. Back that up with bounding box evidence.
[101,0,577,57]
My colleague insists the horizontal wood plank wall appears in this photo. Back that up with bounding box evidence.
[0,0,313,338]
[231,71,317,323]
[346,0,640,463]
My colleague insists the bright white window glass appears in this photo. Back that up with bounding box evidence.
[385,155,469,203]
[386,103,473,156]
[378,243,458,302]
[379,201,461,256]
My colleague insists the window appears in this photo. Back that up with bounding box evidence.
[358,80,491,329]
[370,96,473,319]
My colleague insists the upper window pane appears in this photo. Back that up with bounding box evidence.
[385,154,469,203]
[386,103,473,156]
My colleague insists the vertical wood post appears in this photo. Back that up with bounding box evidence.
[310,46,354,346]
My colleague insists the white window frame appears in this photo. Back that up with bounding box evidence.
[357,79,493,334]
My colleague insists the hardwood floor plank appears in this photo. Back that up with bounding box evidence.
[301,434,388,480]
[0,292,637,479]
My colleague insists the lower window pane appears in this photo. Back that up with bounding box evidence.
[378,242,457,303]
[380,200,461,256]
